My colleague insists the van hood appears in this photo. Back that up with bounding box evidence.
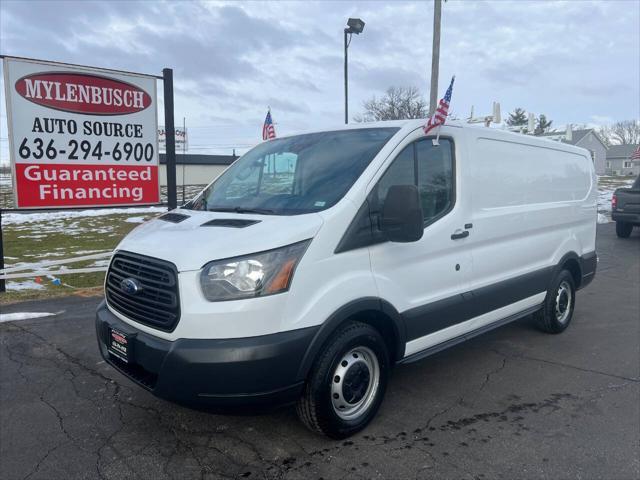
[116,209,323,271]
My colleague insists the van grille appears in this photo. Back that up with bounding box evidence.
[106,251,180,332]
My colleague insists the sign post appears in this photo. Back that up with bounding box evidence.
[163,68,177,210]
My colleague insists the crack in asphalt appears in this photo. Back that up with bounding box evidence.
[22,441,70,480]
[3,323,146,479]
[479,354,508,391]
[494,348,639,383]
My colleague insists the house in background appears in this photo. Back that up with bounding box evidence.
[540,129,608,175]
[606,145,640,176]
[159,153,238,187]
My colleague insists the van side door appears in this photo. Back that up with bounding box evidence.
[368,131,474,358]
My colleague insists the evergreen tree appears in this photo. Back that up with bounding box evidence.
[506,108,527,127]
[534,114,553,135]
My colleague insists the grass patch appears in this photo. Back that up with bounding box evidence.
[1,212,161,304]
[0,286,103,306]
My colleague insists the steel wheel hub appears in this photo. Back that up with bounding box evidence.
[331,346,380,420]
[555,280,572,323]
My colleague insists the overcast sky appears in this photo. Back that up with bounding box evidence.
[1,0,639,161]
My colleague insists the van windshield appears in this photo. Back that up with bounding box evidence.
[188,127,399,215]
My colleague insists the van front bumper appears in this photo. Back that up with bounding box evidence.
[95,301,318,409]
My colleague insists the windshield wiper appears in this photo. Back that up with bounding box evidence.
[207,206,276,215]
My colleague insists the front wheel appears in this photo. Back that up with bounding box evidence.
[534,270,576,334]
[296,321,390,439]
[616,221,633,238]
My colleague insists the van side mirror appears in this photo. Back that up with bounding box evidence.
[380,185,424,243]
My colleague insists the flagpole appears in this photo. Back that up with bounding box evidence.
[433,129,441,146]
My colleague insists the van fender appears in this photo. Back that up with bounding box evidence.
[549,251,583,290]
[295,298,406,382]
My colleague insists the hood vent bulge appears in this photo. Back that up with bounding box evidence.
[159,212,190,223]
[201,218,261,228]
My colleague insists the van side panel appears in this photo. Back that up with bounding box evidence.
[468,135,596,293]
[281,200,381,334]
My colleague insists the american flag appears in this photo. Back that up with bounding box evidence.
[424,76,455,135]
[631,145,640,161]
[262,110,276,140]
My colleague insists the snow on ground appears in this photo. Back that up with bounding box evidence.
[597,213,609,224]
[125,216,148,223]
[2,206,167,226]
[74,249,112,255]
[5,280,45,291]
[0,311,56,323]
[89,259,111,267]
[22,252,67,258]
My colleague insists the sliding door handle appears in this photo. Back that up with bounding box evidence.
[451,230,469,240]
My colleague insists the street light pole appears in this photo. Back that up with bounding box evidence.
[429,0,442,116]
[343,18,365,125]
[344,29,349,124]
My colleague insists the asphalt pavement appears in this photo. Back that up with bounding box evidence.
[1,224,639,480]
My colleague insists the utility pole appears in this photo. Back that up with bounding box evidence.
[429,0,442,116]
[344,29,349,124]
[0,208,4,293]
[181,117,186,205]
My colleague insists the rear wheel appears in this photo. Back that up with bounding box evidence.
[296,321,389,439]
[616,221,633,238]
[535,270,576,334]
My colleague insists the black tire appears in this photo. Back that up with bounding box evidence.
[534,270,576,334]
[616,221,633,238]
[296,321,390,439]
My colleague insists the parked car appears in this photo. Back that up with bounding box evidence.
[96,120,597,438]
[612,175,640,238]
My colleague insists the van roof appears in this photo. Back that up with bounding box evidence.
[276,119,590,156]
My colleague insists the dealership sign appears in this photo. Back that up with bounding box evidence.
[158,126,187,150]
[3,57,160,208]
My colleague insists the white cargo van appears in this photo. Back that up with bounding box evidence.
[96,120,597,438]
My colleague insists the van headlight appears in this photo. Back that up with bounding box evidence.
[199,240,310,301]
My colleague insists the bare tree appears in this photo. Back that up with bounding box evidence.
[356,86,428,122]
[596,126,612,147]
[599,120,640,145]
[611,120,640,145]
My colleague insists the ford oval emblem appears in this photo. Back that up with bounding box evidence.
[120,278,141,295]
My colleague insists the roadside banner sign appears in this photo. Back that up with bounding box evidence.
[2,57,160,208]
[158,126,187,151]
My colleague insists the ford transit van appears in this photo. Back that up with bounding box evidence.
[96,120,597,438]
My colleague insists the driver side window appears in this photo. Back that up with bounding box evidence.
[376,144,415,207]
[375,138,454,225]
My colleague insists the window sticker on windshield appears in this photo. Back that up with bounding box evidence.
[314,201,326,207]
